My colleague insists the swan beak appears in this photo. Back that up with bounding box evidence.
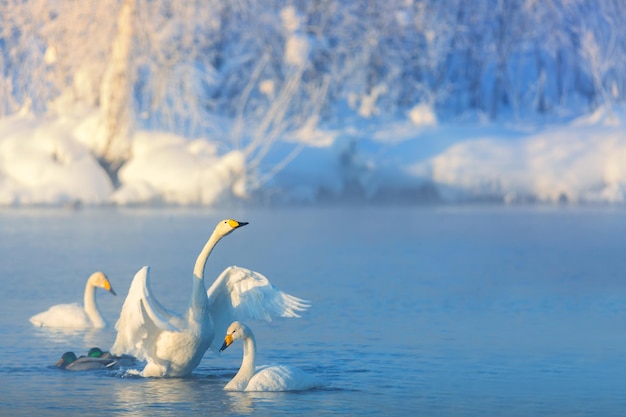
[104,280,117,296]
[220,335,233,352]
[228,220,249,229]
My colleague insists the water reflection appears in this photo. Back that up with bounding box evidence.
[112,377,208,416]
[225,392,257,414]
[32,327,106,347]
[107,370,302,416]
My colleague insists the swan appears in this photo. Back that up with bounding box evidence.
[55,351,117,371]
[30,271,117,329]
[219,321,323,391]
[110,219,309,378]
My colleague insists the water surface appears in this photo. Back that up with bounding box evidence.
[1,206,625,416]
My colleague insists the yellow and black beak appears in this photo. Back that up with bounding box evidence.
[219,334,233,352]
[104,279,117,296]
[227,219,249,229]
[54,358,64,367]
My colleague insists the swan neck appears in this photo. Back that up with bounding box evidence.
[193,232,221,280]
[189,276,209,317]
[84,281,105,327]
[233,333,257,388]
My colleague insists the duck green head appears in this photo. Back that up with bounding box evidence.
[88,347,104,358]
[55,351,77,366]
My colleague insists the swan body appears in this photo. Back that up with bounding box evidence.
[220,321,322,391]
[55,351,116,371]
[111,219,245,377]
[30,272,116,329]
[111,219,310,378]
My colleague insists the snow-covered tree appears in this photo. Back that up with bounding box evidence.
[1,0,626,150]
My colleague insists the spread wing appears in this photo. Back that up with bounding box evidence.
[110,266,184,361]
[207,265,310,351]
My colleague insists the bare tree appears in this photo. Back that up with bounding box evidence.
[98,0,136,184]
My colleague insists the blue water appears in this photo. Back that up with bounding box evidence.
[1,206,626,416]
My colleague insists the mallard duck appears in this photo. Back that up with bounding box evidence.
[55,351,116,371]
[87,347,138,367]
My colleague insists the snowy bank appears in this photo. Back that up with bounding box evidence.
[0,114,246,206]
[411,109,626,204]
[1,109,626,206]
[112,132,246,205]
[266,107,626,205]
[0,114,113,206]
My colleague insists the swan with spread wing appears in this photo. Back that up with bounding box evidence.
[110,219,309,377]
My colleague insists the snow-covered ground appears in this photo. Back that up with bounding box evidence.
[1,105,625,207]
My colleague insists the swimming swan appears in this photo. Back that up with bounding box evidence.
[219,321,323,391]
[55,351,117,371]
[30,271,117,329]
[110,219,309,377]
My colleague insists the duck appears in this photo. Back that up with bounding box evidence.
[110,219,309,378]
[219,321,323,391]
[30,271,117,329]
[87,347,138,367]
[55,351,116,371]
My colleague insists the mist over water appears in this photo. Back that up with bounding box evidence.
[1,206,626,416]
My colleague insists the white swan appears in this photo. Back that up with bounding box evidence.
[30,271,117,329]
[219,321,323,391]
[110,219,309,377]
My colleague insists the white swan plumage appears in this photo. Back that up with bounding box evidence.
[110,219,309,377]
[206,265,310,352]
[30,271,116,329]
[219,321,323,391]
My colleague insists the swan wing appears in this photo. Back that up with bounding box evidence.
[207,265,310,350]
[246,365,323,391]
[111,266,183,360]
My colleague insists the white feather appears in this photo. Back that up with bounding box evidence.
[221,321,322,392]
[109,219,309,378]
[207,265,310,351]
[110,266,182,362]
[30,271,116,329]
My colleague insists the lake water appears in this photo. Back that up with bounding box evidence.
[1,205,626,416]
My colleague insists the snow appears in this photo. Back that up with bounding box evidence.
[281,6,309,67]
[409,104,438,127]
[110,132,246,205]
[1,107,626,207]
[0,114,113,206]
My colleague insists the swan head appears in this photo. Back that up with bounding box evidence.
[55,351,77,367]
[88,271,117,295]
[215,219,249,239]
[219,321,249,352]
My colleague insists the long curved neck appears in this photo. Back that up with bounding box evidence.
[190,231,222,315]
[84,282,105,327]
[228,332,257,390]
[193,232,222,280]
